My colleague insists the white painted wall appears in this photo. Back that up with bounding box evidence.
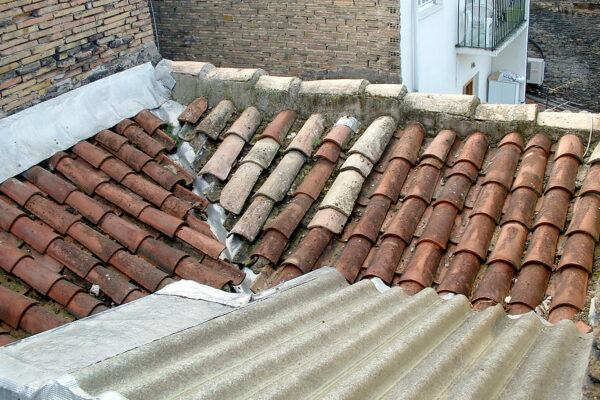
[401,0,529,103]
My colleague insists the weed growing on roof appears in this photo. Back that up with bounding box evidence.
[163,123,181,147]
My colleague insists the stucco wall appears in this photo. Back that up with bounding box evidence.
[152,0,401,83]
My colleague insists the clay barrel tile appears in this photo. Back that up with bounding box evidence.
[173,257,230,288]
[362,236,406,284]
[46,239,102,278]
[335,236,373,283]
[109,250,170,292]
[99,158,134,183]
[418,202,457,250]
[432,175,472,211]
[399,241,444,290]
[281,227,333,274]
[224,106,262,143]
[64,191,112,225]
[0,285,37,329]
[383,197,428,244]
[121,174,172,209]
[113,119,137,136]
[565,194,600,241]
[67,222,123,263]
[487,222,529,270]
[47,279,83,306]
[454,214,497,260]
[257,110,297,144]
[0,241,32,273]
[454,132,489,170]
[141,161,183,191]
[285,113,326,157]
[341,153,374,178]
[521,224,560,269]
[72,141,113,169]
[350,194,391,243]
[201,256,245,286]
[404,165,442,204]
[313,142,342,163]
[470,183,508,223]
[157,154,195,186]
[436,251,482,296]
[390,122,425,165]
[0,198,25,232]
[580,164,600,196]
[12,257,63,295]
[545,156,580,194]
[67,292,107,318]
[254,151,306,202]
[0,178,42,206]
[511,148,549,195]
[241,138,280,170]
[533,188,572,231]
[554,133,584,162]
[178,97,209,124]
[294,159,336,201]
[47,151,73,171]
[307,208,348,235]
[199,134,246,181]
[265,193,313,239]
[498,132,525,150]
[252,229,289,264]
[446,161,479,182]
[120,124,166,158]
[95,183,150,218]
[347,116,396,164]
[549,266,589,314]
[230,196,275,242]
[95,129,128,152]
[135,110,167,135]
[85,265,141,304]
[20,305,66,334]
[318,169,365,217]
[321,121,354,149]
[23,166,77,204]
[509,263,551,311]
[524,133,552,154]
[220,163,264,214]
[99,214,152,253]
[56,157,110,195]
[115,144,152,172]
[419,129,456,163]
[557,232,595,273]
[137,207,183,238]
[471,261,515,305]
[176,225,226,259]
[23,195,81,235]
[371,158,411,202]
[11,217,60,254]
[196,100,235,140]
[481,143,522,190]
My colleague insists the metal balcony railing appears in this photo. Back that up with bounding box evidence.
[457,0,527,50]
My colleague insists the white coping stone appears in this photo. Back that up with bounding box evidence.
[403,93,480,116]
[537,111,600,131]
[365,83,407,98]
[299,79,369,96]
[474,103,538,122]
[170,61,215,77]
[256,75,302,92]
[205,67,266,82]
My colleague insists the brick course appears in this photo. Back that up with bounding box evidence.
[0,0,160,117]
[153,0,401,83]
[528,1,600,112]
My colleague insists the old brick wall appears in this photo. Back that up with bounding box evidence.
[153,0,400,83]
[0,0,161,117]
[527,1,600,112]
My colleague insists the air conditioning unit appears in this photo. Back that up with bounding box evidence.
[527,57,545,85]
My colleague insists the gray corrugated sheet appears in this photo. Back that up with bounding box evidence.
[0,268,592,400]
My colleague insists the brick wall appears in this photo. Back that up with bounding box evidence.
[527,1,600,112]
[154,0,401,83]
[0,0,160,117]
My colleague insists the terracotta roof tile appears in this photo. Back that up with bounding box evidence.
[471,261,515,307]
[224,106,262,143]
[404,165,442,204]
[453,132,489,169]
[252,229,289,264]
[196,99,235,140]
[557,232,595,273]
[398,242,444,294]
[470,184,507,223]
[281,227,333,274]
[524,133,552,154]
[294,159,336,201]
[72,141,113,169]
[371,159,412,202]
[418,203,458,250]
[10,216,60,253]
[45,239,102,278]
[121,174,172,208]
[436,251,482,296]
[95,182,150,217]
[522,224,560,269]
[481,143,522,190]
[11,257,63,296]
[84,264,142,304]
[564,194,600,241]
[137,238,187,275]
[545,156,580,194]
[0,178,42,206]
[111,142,152,172]
[334,236,373,282]
[66,292,108,318]
[432,175,472,211]
[553,133,584,162]
[549,267,588,323]
[313,141,342,163]
[512,147,549,195]
[160,195,193,219]
[185,214,216,239]
[176,225,225,259]
[362,236,406,284]
[453,214,496,261]
[285,113,325,157]
[0,241,31,273]
[487,222,529,269]
[350,194,391,243]
[137,207,183,237]
[200,256,245,286]
[109,250,170,291]
[98,213,152,253]
[257,110,297,144]
[55,156,110,195]
[157,154,194,187]
[200,134,246,181]
[533,189,572,231]
[0,197,25,231]
[0,284,37,329]
[420,130,456,163]
[116,119,166,157]
[445,161,479,182]
[307,208,348,234]
[340,154,373,178]
[264,193,313,239]
[66,222,123,263]
[178,97,208,124]
[134,110,167,136]
[174,257,231,289]
[22,194,81,235]
[65,191,112,225]
[230,196,275,242]
[383,197,428,244]
[321,123,353,149]
[19,304,68,335]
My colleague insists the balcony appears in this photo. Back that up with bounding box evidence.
[457,0,527,51]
